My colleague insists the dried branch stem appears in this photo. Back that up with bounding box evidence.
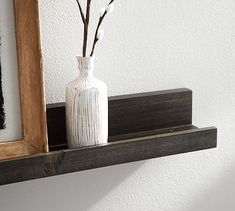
[75,0,85,24]
[76,0,92,56]
[90,0,115,56]
[83,0,92,56]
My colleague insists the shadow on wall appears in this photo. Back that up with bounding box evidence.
[187,166,235,211]
[0,161,145,211]
[61,162,145,210]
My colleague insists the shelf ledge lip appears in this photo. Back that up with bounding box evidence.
[0,125,217,186]
[0,126,217,161]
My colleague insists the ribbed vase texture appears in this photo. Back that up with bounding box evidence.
[66,56,108,148]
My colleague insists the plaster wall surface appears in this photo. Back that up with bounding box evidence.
[0,0,235,211]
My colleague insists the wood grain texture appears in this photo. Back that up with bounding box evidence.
[0,140,37,161]
[0,88,217,185]
[108,88,192,136]
[0,0,48,160]
[0,127,217,186]
[14,0,48,152]
[47,88,192,149]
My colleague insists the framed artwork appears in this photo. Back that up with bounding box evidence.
[0,0,48,160]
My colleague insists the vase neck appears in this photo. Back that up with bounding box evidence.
[77,56,95,78]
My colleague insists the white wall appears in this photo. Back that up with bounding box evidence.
[0,0,235,210]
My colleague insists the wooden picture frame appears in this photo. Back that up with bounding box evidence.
[0,0,48,160]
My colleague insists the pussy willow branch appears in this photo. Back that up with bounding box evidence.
[83,0,92,56]
[90,0,115,56]
[75,0,85,24]
[76,0,91,56]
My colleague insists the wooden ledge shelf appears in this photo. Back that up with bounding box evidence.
[0,88,217,186]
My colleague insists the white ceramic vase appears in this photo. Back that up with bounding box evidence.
[66,56,108,148]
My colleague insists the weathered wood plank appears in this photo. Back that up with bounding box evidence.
[49,125,196,151]
[0,88,217,186]
[0,127,217,186]
[47,88,192,149]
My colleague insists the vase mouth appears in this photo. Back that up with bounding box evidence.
[76,56,95,60]
[76,56,95,71]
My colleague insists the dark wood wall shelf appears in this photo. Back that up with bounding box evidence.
[0,88,217,186]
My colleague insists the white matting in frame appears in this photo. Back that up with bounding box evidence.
[0,0,22,142]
